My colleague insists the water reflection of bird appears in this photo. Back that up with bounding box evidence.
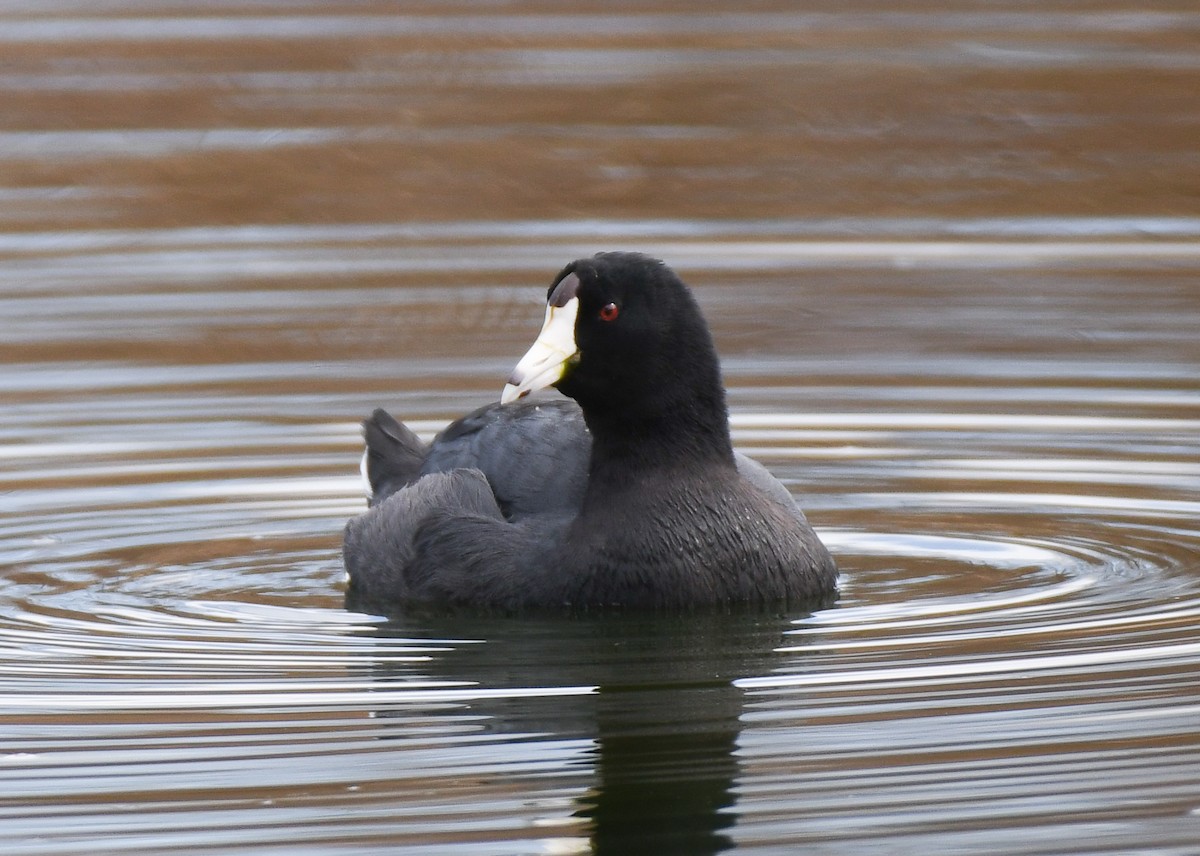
[344,252,837,611]
[358,611,807,855]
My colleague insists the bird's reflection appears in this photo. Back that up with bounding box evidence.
[347,599,827,855]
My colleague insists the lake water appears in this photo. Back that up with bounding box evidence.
[2,3,1199,854]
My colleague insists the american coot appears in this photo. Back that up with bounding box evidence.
[343,252,837,610]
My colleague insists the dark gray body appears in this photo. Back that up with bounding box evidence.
[344,397,837,611]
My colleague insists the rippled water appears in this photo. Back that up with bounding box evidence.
[3,3,1200,854]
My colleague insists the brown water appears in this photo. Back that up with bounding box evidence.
[3,3,1200,854]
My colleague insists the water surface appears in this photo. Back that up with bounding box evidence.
[2,3,1200,854]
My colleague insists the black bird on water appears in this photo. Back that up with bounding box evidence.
[343,252,837,611]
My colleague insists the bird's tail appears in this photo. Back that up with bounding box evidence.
[360,408,428,506]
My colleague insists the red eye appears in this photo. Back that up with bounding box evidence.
[599,302,620,322]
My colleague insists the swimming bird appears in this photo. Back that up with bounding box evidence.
[343,252,837,611]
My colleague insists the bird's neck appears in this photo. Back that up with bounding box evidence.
[582,394,737,491]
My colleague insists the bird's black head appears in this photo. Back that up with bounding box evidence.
[504,252,732,462]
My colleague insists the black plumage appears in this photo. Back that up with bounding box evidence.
[343,252,837,611]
